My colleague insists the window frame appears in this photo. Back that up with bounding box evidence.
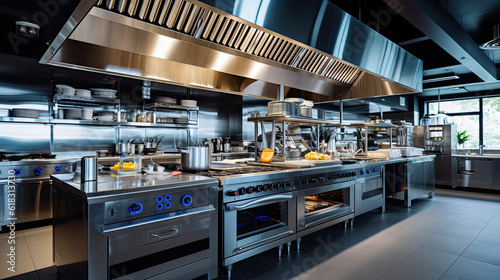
[426,97,484,146]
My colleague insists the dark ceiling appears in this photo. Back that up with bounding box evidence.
[329,0,500,97]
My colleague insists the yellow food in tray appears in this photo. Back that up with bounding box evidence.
[111,161,136,170]
[304,151,331,160]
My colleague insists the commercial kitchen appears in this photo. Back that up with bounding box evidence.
[1,0,500,280]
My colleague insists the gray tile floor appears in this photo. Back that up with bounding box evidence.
[1,188,500,280]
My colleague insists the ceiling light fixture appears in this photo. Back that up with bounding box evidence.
[480,24,500,50]
[422,75,460,83]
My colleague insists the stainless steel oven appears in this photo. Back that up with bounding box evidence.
[52,173,219,280]
[222,188,296,279]
[297,179,354,239]
[355,165,385,216]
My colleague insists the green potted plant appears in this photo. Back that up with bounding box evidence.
[457,130,470,148]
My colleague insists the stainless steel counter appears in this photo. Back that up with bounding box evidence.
[51,172,218,200]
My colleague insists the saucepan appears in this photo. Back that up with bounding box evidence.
[181,146,211,171]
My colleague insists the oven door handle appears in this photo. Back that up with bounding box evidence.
[237,230,294,251]
[227,194,294,211]
[302,210,353,228]
[151,227,179,239]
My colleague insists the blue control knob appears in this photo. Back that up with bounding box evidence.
[156,203,163,210]
[156,195,163,202]
[165,202,172,209]
[165,194,171,201]
[34,169,43,176]
[129,203,143,215]
[14,169,22,176]
[182,195,193,207]
[375,168,379,172]
[54,166,61,172]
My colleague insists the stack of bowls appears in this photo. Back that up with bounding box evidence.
[55,84,75,96]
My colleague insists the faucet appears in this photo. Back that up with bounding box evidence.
[353,149,364,156]
[479,144,485,155]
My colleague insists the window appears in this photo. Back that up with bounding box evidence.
[428,99,479,115]
[448,115,479,149]
[427,96,500,150]
[483,97,500,149]
[428,98,480,149]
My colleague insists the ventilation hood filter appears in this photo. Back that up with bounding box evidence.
[40,0,422,101]
[480,24,500,50]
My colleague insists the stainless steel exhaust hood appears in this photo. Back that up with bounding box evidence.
[40,0,422,101]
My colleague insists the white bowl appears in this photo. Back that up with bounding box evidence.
[56,84,75,96]
[180,99,197,106]
[75,89,91,97]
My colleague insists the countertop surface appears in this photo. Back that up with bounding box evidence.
[51,172,218,199]
[452,154,500,159]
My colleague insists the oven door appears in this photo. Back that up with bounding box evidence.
[297,181,354,232]
[223,192,296,258]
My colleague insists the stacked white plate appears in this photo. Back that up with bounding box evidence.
[90,88,117,98]
[180,99,197,106]
[55,84,75,96]
[12,109,39,118]
[155,96,177,104]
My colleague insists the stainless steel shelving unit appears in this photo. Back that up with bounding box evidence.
[143,102,199,125]
[248,115,337,162]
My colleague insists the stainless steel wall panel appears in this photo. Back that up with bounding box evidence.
[0,123,51,153]
[52,125,115,152]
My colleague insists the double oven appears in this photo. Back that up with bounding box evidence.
[219,167,357,279]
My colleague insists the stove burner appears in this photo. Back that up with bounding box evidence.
[198,166,285,177]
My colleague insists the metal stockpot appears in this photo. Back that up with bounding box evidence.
[181,146,211,171]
